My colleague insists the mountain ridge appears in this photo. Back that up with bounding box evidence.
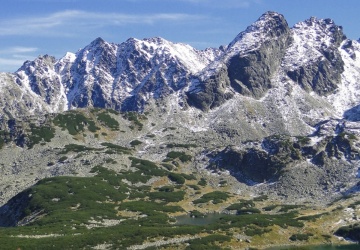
[0,11,358,122]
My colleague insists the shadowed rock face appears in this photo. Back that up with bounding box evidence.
[208,133,360,185]
[228,13,293,99]
[186,12,293,111]
[286,18,346,96]
[210,146,289,184]
[185,66,234,111]
[286,56,344,96]
[0,190,31,227]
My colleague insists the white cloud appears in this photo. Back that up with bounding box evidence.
[0,10,207,37]
[0,47,38,54]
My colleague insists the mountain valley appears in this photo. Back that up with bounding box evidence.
[0,11,360,249]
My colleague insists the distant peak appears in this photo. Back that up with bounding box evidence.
[294,16,346,45]
[143,37,167,44]
[228,11,289,50]
[90,37,106,46]
[251,11,287,31]
[259,11,284,20]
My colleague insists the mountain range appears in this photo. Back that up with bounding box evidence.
[1,11,359,125]
[1,11,360,249]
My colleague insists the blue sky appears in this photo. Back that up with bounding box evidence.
[0,0,359,72]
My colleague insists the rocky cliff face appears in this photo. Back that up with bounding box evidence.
[285,17,346,95]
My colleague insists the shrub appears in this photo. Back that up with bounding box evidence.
[130,140,143,147]
[253,195,268,201]
[148,191,186,203]
[237,208,261,215]
[227,200,255,210]
[187,185,201,190]
[161,163,174,171]
[156,186,174,192]
[168,173,185,184]
[130,157,167,177]
[53,112,92,135]
[198,178,207,186]
[27,125,55,148]
[58,156,68,162]
[101,142,132,154]
[181,173,197,180]
[289,233,313,241]
[166,143,197,149]
[97,113,119,130]
[61,144,98,154]
[122,112,144,130]
[263,205,278,211]
[245,226,271,236]
[166,151,192,162]
[193,191,230,204]
[278,205,304,212]
[185,235,231,250]
[189,210,205,218]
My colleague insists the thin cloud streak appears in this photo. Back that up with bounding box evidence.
[0,47,38,54]
[0,10,207,37]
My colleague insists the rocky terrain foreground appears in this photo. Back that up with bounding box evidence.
[0,11,360,249]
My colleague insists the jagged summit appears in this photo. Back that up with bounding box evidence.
[0,11,359,129]
[228,11,289,54]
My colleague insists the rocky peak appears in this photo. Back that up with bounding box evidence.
[294,17,346,48]
[220,12,292,98]
[185,12,293,111]
[17,55,56,74]
[227,11,289,54]
[284,17,346,96]
[89,37,106,47]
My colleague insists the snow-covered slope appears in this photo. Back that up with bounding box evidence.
[0,11,360,138]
